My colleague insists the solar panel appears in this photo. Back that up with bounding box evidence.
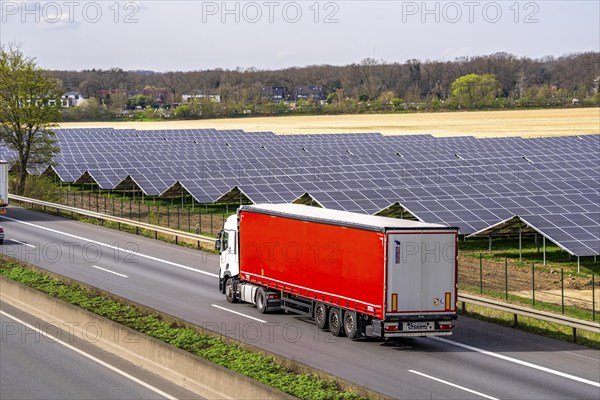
[2,128,598,256]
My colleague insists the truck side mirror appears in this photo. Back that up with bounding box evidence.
[215,240,221,252]
[216,230,223,239]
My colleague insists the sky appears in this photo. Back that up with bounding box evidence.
[1,0,598,71]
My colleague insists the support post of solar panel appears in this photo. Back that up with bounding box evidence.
[561,268,564,314]
[479,253,483,294]
[532,262,535,306]
[519,222,522,262]
[543,236,546,266]
[505,257,508,301]
[593,274,596,321]
[489,236,492,252]
[577,256,580,273]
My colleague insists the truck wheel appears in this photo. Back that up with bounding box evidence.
[225,278,237,303]
[328,307,345,337]
[314,302,329,330]
[344,311,358,339]
[256,287,267,314]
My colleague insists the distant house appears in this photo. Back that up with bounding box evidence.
[61,91,85,108]
[143,87,172,106]
[293,86,325,103]
[261,86,292,103]
[181,93,221,103]
[96,89,127,105]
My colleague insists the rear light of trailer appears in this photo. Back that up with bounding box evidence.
[439,322,453,331]
[384,322,398,332]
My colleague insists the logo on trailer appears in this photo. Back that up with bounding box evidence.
[394,240,401,264]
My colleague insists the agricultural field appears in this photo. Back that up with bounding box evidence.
[59,108,600,137]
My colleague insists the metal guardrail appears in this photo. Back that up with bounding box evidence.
[458,293,600,342]
[8,194,216,247]
[8,195,600,342]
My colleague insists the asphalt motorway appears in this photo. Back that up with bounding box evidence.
[0,302,200,400]
[1,207,599,399]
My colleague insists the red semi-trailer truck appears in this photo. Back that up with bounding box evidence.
[217,204,458,339]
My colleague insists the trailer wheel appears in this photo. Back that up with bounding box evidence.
[314,302,329,329]
[225,278,237,303]
[344,311,358,339]
[256,287,267,314]
[328,307,345,337]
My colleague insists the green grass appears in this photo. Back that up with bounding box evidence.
[460,236,600,275]
[459,282,597,322]
[0,260,365,400]
[459,302,600,349]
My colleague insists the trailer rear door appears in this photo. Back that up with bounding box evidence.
[385,231,457,316]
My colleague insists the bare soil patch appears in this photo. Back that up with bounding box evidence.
[459,255,597,311]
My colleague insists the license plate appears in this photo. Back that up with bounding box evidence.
[403,322,434,331]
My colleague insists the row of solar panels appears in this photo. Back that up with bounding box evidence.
[1,129,598,256]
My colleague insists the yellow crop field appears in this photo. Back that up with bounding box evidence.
[59,108,600,138]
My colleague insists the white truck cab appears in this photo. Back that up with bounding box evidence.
[217,214,240,298]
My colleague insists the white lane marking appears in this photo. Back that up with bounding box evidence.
[409,370,499,400]
[92,265,129,278]
[11,239,36,248]
[431,337,600,388]
[2,216,218,278]
[211,304,267,323]
[0,310,177,400]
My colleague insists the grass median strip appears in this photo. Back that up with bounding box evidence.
[0,260,365,400]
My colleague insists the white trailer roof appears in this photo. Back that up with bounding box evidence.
[243,203,454,231]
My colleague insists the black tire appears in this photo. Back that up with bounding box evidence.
[328,307,345,337]
[344,310,358,339]
[225,278,237,303]
[256,287,267,314]
[314,302,329,330]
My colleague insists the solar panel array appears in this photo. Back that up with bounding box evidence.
[1,129,598,256]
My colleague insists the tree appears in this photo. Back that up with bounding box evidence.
[0,44,61,195]
[450,73,501,108]
[126,95,156,109]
